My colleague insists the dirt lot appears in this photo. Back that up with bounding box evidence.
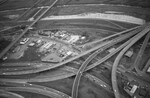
[0,1,150,98]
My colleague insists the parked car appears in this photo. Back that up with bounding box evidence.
[20,38,30,45]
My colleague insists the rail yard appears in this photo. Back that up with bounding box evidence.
[0,0,150,98]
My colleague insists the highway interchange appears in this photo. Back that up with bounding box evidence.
[0,0,150,98]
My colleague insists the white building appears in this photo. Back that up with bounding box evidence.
[66,35,80,43]
[39,41,55,52]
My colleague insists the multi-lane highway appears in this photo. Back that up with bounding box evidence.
[132,32,150,75]
[0,89,24,98]
[0,0,59,59]
[0,81,71,98]
[71,24,149,98]
[71,26,141,98]
[0,25,144,75]
[0,64,114,94]
[1,25,150,97]
[111,24,150,98]
[1,1,150,98]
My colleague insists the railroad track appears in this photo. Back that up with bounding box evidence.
[0,25,144,75]
[1,24,149,98]
[1,41,150,97]
[0,18,126,35]
[1,45,150,98]
[1,3,139,33]
[0,2,150,98]
[15,0,50,21]
[0,0,59,59]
